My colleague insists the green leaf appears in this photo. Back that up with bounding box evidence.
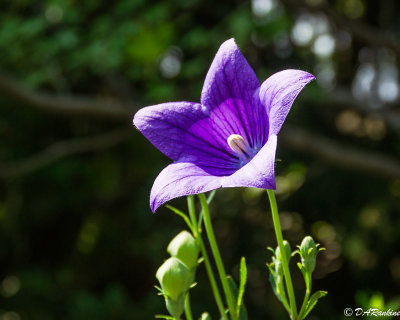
[166,205,194,234]
[154,285,164,294]
[155,314,175,319]
[268,269,283,303]
[297,262,307,283]
[236,257,247,316]
[207,190,217,203]
[369,292,385,310]
[267,263,291,313]
[268,267,281,302]
[226,276,248,320]
[303,291,328,319]
[267,246,275,255]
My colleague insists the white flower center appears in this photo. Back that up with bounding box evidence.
[227,134,253,163]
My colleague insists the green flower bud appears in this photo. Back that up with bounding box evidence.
[156,257,192,300]
[167,231,199,270]
[199,312,212,320]
[273,250,283,276]
[279,240,292,262]
[165,295,185,319]
[299,236,319,274]
[274,241,291,277]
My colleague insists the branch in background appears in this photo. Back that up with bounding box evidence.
[280,0,400,129]
[281,125,400,180]
[0,128,132,180]
[280,0,400,58]
[328,90,400,131]
[3,123,400,182]
[0,74,133,120]
[1,73,400,182]
[307,88,400,131]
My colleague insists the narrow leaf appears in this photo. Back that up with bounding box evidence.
[155,315,175,319]
[268,268,281,302]
[302,291,328,319]
[267,267,290,313]
[227,276,248,320]
[166,205,194,234]
[236,257,247,316]
[154,285,164,293]
[207,190,217,204]
[267,246,275,255]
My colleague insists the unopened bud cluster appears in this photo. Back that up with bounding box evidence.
[267,235,326,315]
[267,240,292,302]
[167,230,199,270]
[297,236,322,274]
[156,231,199,319]
[272,240,291,277]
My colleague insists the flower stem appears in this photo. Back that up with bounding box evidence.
[297,273,311,320]
[267,189,298,320]
[198,194,237,320]
[297,288,310,320]
[277,280,291,314]
[187,196,228,320]
[184,293,194,320]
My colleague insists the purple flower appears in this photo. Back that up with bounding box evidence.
[134,39,315,212]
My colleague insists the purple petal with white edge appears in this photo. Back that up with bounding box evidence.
[201,39,268,149]
[222,134,277,189]
[134,102,238,175]
[259,70,315,135]
[150,162,222,212]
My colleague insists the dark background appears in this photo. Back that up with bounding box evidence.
[1,0,400,319]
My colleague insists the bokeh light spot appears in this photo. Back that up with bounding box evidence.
[1,276,20,298]
[312,221,336,243]
[1,312,20,320]
[45,5,63,23]
[335,110,362,135]
[160,47,183,79]
[312,34,335,58]
[358,206,380,228]
[291,19,314,46]
[251,0,277,18]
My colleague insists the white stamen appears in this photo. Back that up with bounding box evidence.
[227,134,250,157]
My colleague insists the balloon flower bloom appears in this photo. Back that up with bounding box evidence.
[134,39,314,212]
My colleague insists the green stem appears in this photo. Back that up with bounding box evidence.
[198,194,237,320]
[297,289,310,320]
[277,280,291,314]
[297,274,311,320]
[184,293,194,320]
[187,196,228,320]
[187,196,198,237]
[267,189,298,320]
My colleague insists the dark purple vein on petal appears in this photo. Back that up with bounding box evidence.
[154,111,232,158]
[209,77,242,137]
[235,60,257,147]
[222,68,251,145]
[175,111,236,158]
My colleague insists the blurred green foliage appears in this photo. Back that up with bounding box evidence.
[1,0,400,319]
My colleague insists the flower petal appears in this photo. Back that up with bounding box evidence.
[150,162,222,212]
[222,134,277,189]
[134,101,238,174]
[201,39,267,149]
[259,70,315,135]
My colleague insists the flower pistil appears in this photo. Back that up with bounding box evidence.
[227,134,255,164]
